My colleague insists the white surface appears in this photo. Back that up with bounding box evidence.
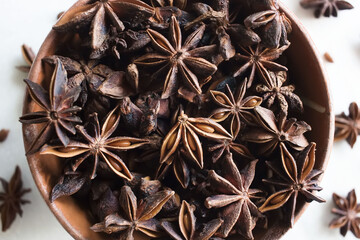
[0,0,359,239]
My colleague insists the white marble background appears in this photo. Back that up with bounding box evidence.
[0,0,359,239]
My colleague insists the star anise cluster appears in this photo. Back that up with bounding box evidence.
[20,0,323,239]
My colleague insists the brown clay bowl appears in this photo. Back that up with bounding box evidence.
[22,1,334,239]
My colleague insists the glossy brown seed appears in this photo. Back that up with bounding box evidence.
[324,52,334,63]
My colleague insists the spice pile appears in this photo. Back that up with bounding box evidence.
[20,0,326,239]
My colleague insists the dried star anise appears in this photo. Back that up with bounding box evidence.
[16,44,36,73]
[256,71,303,114]
[20,59,82,152]
[329,189,360,238]
[259,143,325,226]
[91,185,174,238]
[53,0,154,50]
[233,43,289,88]
[162,200,223,240]
[0,166,31,232]
[245,0,292,48]
[134,16,217,98]
[160,109,231,170]
[40,106,149,180]
[210,81,262,138]
[243,106,311,156]
[335,102,360,148]
[300,0,354,18]
[205,153,264,239]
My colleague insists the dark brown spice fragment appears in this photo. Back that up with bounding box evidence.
[0,129,9,143]
[16,44,36,73]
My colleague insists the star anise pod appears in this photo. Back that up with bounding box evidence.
[205,153,263,239]
[160,109,232,171]
[134,15,218,98]
[16,44,36,73]
[245,0,292,48]
[162,200,223,240]
[242,106,311,156]
[19,59,82,152]
[91,185,174,238]
[210,80,262,138]
[0,166,31,232]
[329,189,360,238]
[300,0,354,18]
[41,106,149,180]
[335,102,360,148]
[259,142,325,227]
[53,0,155,50]
[233,43,289,88]
[256,71,303,114]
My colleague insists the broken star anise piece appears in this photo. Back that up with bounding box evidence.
[300,0,354,18]
[41,106,149,180]
[335,102,360,148]
[53,0,154,50]
[259,142,325,227]
[233,43,289,88]
[16,44,36,73]
[0,166,31,232]
[329,189,360,238]
[160,109,232,170]
[244,0,292,48]
[205,153,263,239]
[243,106,311,156]
[184,2,260,61]
[134,15,218,98]
[162,200,223,240]
[91,185,174,239]
[256,71,303,114]
[19,58,82,152]
[210,80,262,138]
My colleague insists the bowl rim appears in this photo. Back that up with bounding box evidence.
[22,1,334,239]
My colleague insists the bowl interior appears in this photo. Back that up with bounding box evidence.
[22,1,333,240]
